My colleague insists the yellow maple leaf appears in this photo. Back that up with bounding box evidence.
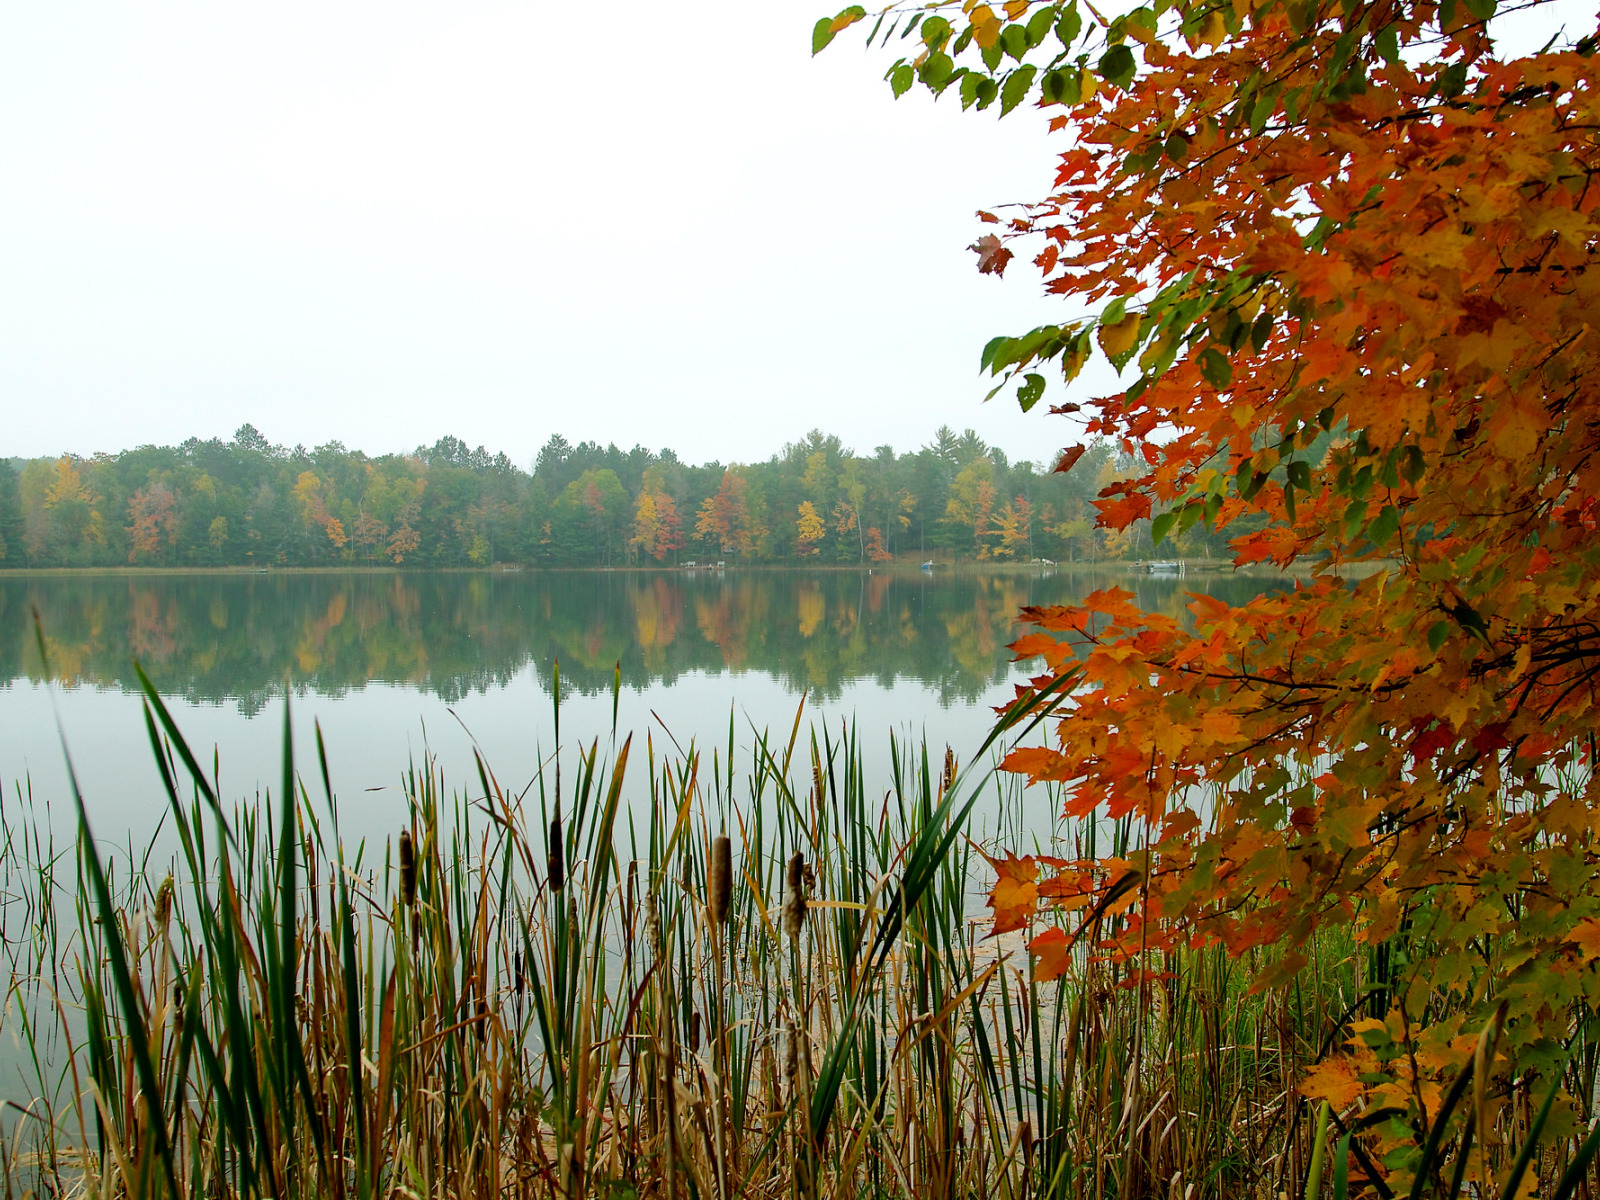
[1566,918,1600,962]
[1097,312,1142,359]
[1300,1056,1365,1109]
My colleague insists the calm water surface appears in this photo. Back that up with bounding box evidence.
[0,567,1286,844]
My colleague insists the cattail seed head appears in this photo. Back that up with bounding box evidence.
[784,1022,800,1098]
[783,852,807,939]
[709,835,732,926]
[690,1010,701,1053]
[941,747,958,798]
[547,809,565,893]
[154,873,174,929]
[398,830,416,906]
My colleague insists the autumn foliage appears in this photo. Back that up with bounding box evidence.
[830,0,1600,1187]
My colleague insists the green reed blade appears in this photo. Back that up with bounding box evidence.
[1333,1128,1352,1200]
[1405,1055,1474,1200]
[71,766,182,1196]
[1550,1110,1600,1200]
[1499,1067,1564,1200]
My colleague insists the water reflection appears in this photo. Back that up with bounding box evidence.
[0,568,1288,711]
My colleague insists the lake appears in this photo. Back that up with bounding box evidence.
[0,566,1287,847]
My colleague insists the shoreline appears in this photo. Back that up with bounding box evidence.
[0,557,1384,580]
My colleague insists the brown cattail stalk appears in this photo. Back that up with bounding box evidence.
[709,835,732,926]
[783,852,807,939]
[547,805,565,893]
[398,829,416,906]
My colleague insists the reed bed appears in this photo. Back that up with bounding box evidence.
[0,668,1378,1199]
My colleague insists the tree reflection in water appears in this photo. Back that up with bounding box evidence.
[2,568,1289,712]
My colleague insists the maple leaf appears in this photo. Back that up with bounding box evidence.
[1567,919,1600,962]
[986,851,1039,933]
[970,234,1013,277]
[1053,443,1088,473]
[1300,1057,1365,1109]
[1028,926,1072,982]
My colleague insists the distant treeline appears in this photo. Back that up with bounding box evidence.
[0,425,1236,569]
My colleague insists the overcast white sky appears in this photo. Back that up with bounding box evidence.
[1,2,1588,469]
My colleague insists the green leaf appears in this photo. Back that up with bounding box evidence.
[1000,64,1038,114]
[813,17,838,55]
[1026,5,1057,46]
[1041,69,1079,104]
[1017,373,1046,412]
[1375,24,1400,63]
[981,40,1004,71]
[1151,510,1179,545]
[1286,459,1310,490]
[1236,458,1255,497]
[1462,0,1495,19]
[1250,310,1274,353]
[1199,346,1232,387]
[960,71,985,109]
[1164,132,1190,160]
[1057,3,1084,48]
[1343,499,1369,539]
[919,51,955,89]
[976,76,1000,109]
[890,62,915,97]
[1365,503,1399,546]
[921,15,951,46]
[981,335,1013,373]
[1400,444,1425,484]
[1001,23,1029,60]
[1098,43,1136,88]
[1250,90,1277,133]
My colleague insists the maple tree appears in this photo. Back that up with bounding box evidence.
[695,469,768,559]
[825,0,1600,1188]
[126,483,178,564]
[796,499,827,554]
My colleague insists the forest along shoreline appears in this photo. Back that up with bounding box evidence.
[0,424,1338,571]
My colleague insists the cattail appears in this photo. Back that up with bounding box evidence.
[783,1014,801,1101]
[514,950,525,998]
[708,835,732,926]
[690,1010,702,1053]
[398,830,416,906]
[153,873,174,930]
[547,805,565,893]
[1020,1120,1034,1168]
[942,746,958,798]
[783,852,807,939]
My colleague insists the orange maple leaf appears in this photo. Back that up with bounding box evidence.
[986,852,1039,934]
[1028,926,1072,982]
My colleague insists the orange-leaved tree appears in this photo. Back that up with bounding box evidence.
[826,0,1600,1187]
